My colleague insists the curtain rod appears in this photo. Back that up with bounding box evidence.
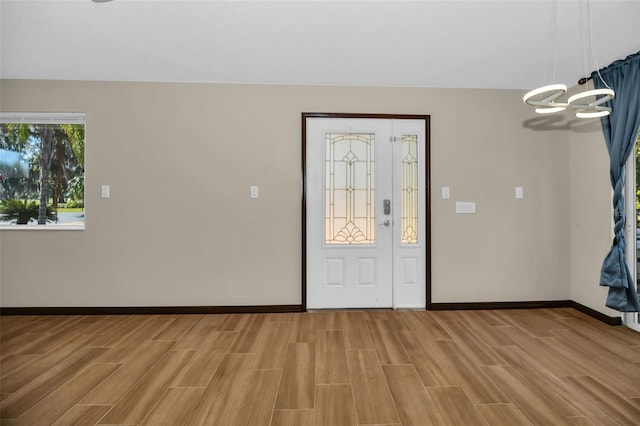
[578,76,593,85]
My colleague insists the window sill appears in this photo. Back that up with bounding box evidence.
[0,224,84,231]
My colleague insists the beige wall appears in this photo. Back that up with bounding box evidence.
[568,109,620,317]
[0,80,582,308]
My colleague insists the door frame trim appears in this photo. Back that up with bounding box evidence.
[301,112,431,311]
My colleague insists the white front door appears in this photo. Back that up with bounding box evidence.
[305,116,427,309]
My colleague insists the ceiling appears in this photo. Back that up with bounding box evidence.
[1,0,639,90]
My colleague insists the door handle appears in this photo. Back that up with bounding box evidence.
[381,220,391,227]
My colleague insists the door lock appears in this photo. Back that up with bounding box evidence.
[383,199,391,215]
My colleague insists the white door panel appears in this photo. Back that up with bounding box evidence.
[392,119,427,309]
[307,118,393,309]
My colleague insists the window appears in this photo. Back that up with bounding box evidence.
[625,133,640,331]
[0,113,85,230]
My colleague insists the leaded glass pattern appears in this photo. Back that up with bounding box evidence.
[325,133,375,245]
[401,135,418,244]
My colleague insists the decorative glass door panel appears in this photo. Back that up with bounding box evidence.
[325,133,375,245]
[401,134,418,245]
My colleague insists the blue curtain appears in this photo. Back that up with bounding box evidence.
[593,51,640,312]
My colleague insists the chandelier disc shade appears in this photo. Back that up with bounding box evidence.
[567,88,614,117]
[576,110,611,118]
[535,106,568,114]
[522,84,568,106]
[523,84,568,113]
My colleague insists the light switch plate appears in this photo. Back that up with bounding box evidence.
[101,185,110,199]
[456,201,476,214]
[441,187,450,199]
[250,185,259,199]
[515,186,524,199]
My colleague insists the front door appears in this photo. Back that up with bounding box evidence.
[304,114,428,309]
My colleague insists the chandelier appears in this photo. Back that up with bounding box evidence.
[523,84,614,118]
[522,0,614,119]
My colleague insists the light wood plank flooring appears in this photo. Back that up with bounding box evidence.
[1,308,640,425]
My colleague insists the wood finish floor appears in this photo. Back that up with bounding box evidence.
[1,308,640,425]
